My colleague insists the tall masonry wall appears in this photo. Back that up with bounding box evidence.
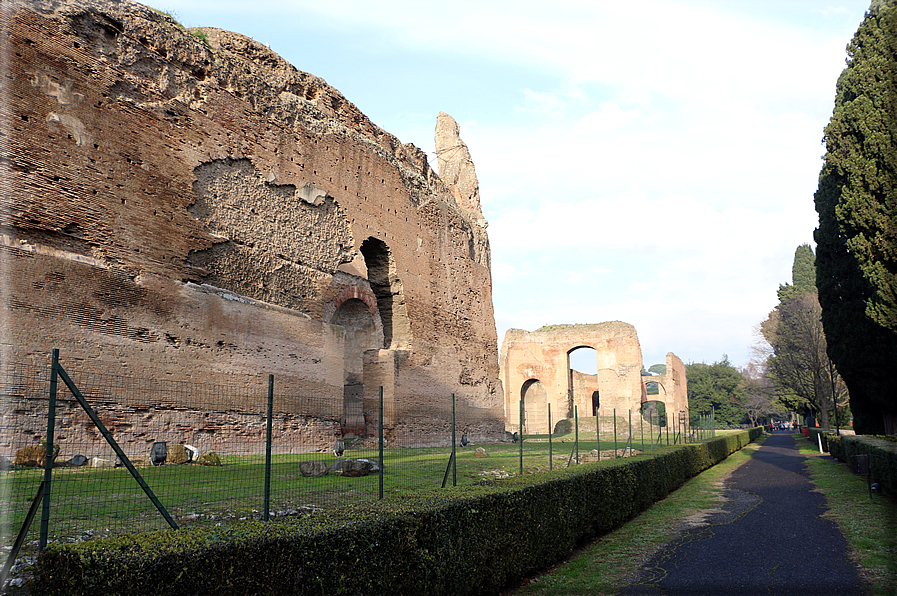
[499,323,688,433]
[0,0,504,449]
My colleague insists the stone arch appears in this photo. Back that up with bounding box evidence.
[567,345,598,418]
[521,378,548,434]
[641,399,668,428]
[360,237,411,350]
[331,298,377,385]
[331,297,379,436]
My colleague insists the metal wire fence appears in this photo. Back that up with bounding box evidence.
[0,352,715,574]
[505,403,715,474]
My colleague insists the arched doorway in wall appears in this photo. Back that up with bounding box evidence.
[520,379,548,435]
[568,346,598,417]
[360,237,410,350]
[331,297,377,436]
[640,400,667,428]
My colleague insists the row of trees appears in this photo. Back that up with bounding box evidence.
[754,245,848,429]
[682,357,783,429]
[684,243,872,431]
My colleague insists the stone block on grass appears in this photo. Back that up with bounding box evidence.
[300,460,329,477]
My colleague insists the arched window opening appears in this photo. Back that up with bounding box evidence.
[568,346,598,417]
[641,400,667,428]
[520,379,548,435]
[332,297,376,436]
[360,237,410,350]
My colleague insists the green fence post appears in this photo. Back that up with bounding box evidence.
[628,409,632,454]
[379,386,384,500]
[574,405,579,464]
[519,397,524,476]
[640,410,644,452]
[548,402,553,471]
[712,407,716,437]
[451,393,457,487]
[596,409,601,462]
[39,349,60,551]
[264,374,273,522]
[613,409,618,458]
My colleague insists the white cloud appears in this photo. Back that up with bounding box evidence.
[577,102,641,134]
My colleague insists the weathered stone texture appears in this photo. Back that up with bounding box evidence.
[1,0,503,450]
[657,352,689,413]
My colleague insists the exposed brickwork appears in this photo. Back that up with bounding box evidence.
[1,0,503,450]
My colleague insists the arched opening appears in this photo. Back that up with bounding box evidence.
[332,298,377,436]
[360,237,410,350]
[591,390,600,417]
[641,400,667,428]
[520,379,548,435]
[568,346,598,417]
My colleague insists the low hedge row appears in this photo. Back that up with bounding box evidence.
[34,429,761,596]
[826,434,897,495]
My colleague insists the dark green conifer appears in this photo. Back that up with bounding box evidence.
[814,0,897,434]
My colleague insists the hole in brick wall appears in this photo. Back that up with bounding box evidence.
[520,379,548,434]
[360,237,410,350]
[569,346,598,417]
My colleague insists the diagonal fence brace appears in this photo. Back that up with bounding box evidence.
[56,364,179,530]
[441,451,456,488]
[0,481,46,588]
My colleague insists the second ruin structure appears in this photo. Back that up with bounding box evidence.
[499,323,688,432]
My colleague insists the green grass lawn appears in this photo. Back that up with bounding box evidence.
[1,428,684,551]
[796,437,897,596]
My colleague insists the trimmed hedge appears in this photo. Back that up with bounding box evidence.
[826,434,897,495]
[33,429,761,596]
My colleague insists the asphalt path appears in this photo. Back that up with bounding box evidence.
[618,432,868,595]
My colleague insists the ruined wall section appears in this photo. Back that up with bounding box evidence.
[500,323,644,427]
[1,0,501,425]
[665,352,689,414]
[188,158,353,317]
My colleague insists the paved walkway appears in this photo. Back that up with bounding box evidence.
[618,432,868,595]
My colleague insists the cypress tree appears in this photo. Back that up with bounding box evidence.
[792,244,817,294]
[777,244,817,302]
[814,0,897,434]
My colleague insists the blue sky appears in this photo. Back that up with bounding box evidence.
[168,0,870,370]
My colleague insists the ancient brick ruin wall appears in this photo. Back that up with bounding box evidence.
[0,0,503,454]
[639,352,689,423]
[499,323,688,431]
[665,352,689,414]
